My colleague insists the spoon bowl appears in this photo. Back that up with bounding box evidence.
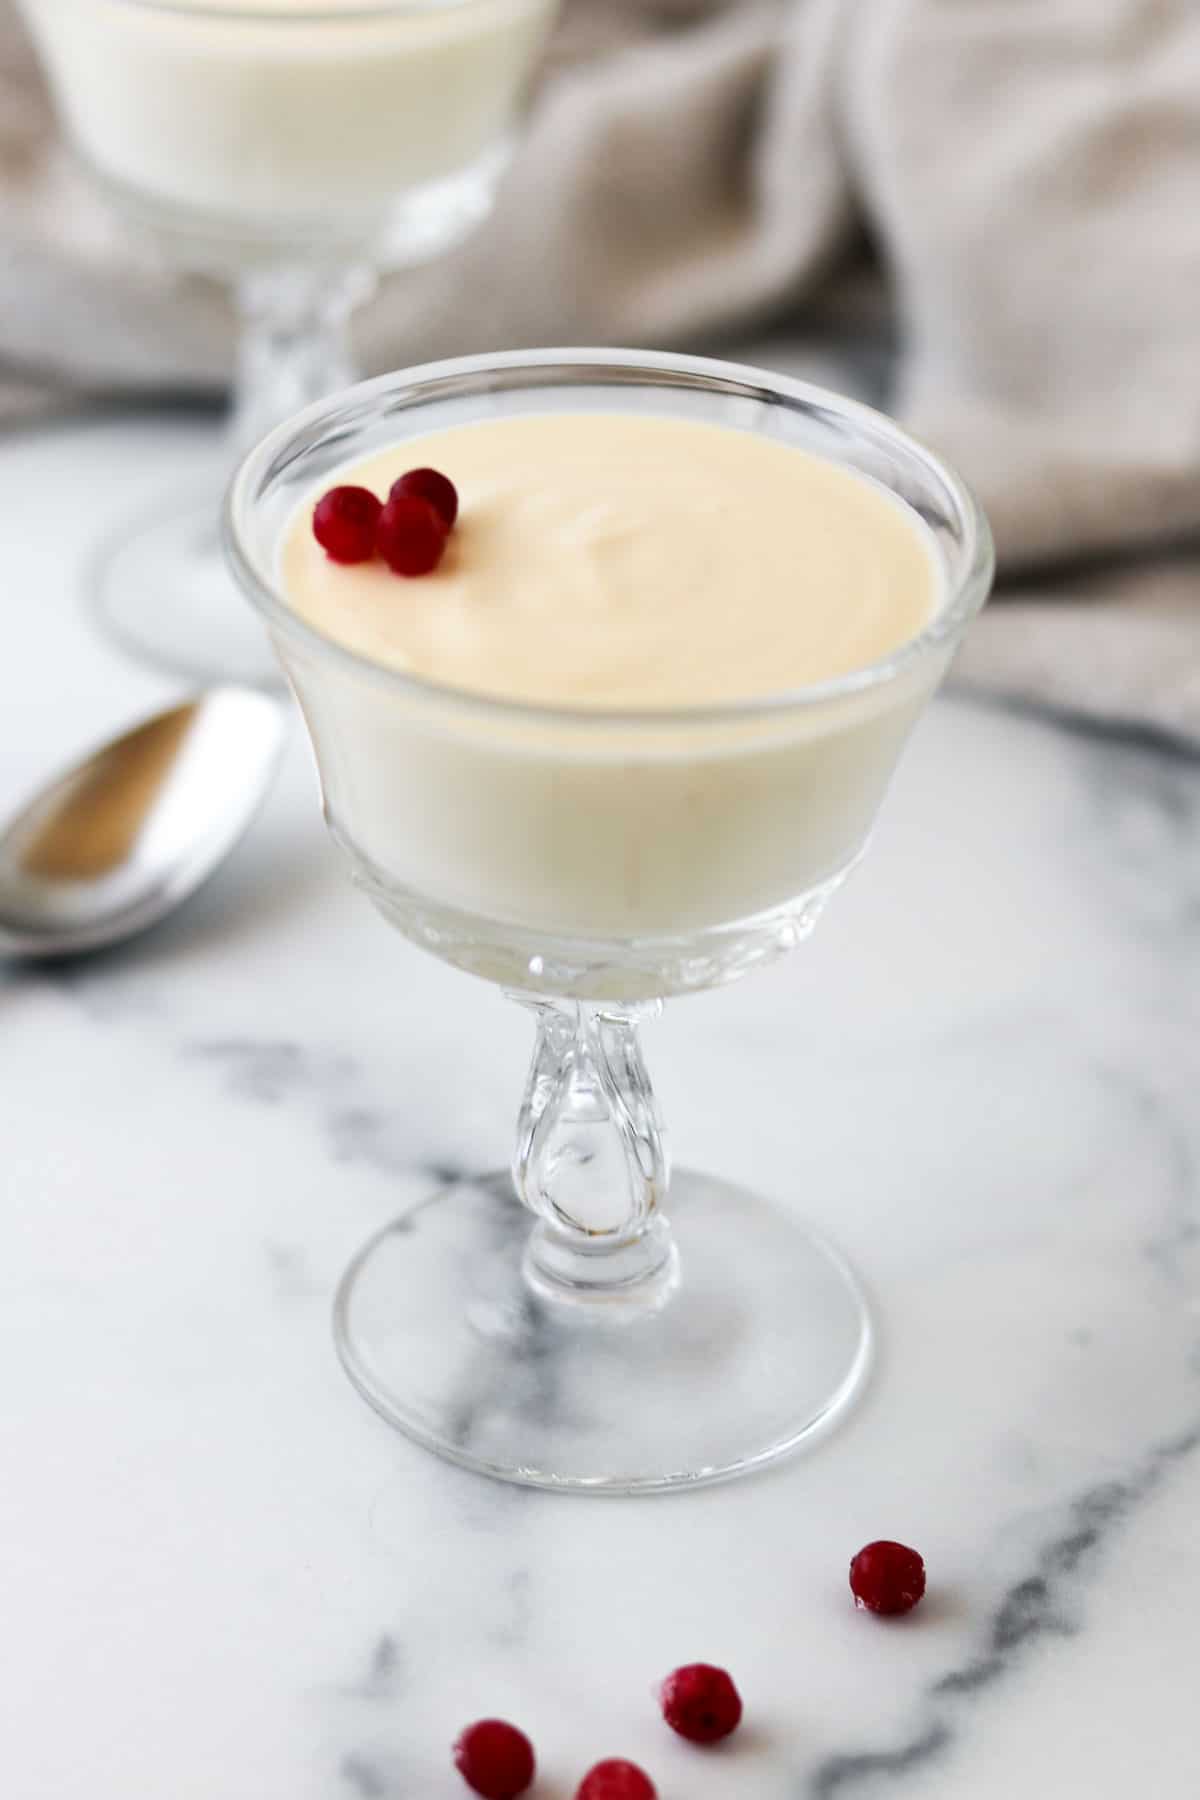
[0,687,286,959]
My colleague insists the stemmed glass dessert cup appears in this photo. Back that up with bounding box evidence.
[224,348,994,1493]
[17,0,556,683]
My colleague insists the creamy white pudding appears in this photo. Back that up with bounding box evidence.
[19,0,555,231]
[282,414,938,706]
[274,412,950,949]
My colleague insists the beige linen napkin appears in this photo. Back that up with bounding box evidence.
[2,0,1198,741]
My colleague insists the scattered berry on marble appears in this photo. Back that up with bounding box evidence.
[452,1718,536,1799]
[575,1759,658,1800]
[310,484,382,563]
[377,492,449,576]
[849,1540,927,1616]
[658,1663,743,1744]
[390,465,459,530]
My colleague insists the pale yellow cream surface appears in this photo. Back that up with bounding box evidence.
[281,413,941,710]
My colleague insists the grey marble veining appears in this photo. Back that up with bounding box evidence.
[2,416,1199,1799]
[811,1420,1200,1795]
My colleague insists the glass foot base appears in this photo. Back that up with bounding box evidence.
[91,484,282,686]
[334,1170,872,1493]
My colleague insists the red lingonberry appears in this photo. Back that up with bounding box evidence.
[576,1759,657,1800]
[311,484,382,563]
[658,1663,743,1744]
[377,492,448,576]
[849,1540,927,1616]
[390,465,459,530]
[452,1719,536,1799]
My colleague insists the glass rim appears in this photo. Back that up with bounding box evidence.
[223,346,995,731]
[93,0,497,19]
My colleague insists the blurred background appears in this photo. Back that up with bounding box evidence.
[2,0,1198,738]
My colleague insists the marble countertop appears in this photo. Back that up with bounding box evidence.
[4,413,1199,1799]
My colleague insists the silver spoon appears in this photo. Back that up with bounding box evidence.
[0,687,286,959]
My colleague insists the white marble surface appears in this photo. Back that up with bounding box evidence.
[3,414,1199,1799]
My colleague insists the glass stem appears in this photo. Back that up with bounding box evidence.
[229,261,376,459]
[512,999,678,1304]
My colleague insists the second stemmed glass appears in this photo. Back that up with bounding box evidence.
[18,0,557,681]
[225,349,994,1493]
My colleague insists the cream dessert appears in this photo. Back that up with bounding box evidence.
[19,0,555,232]
[273,412,950,953]
[283,415,938,707]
